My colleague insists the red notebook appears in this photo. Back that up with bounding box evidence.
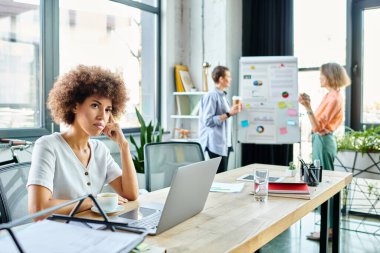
[268,182,310,194]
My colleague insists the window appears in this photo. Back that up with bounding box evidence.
[351,2,380,126]
[0,0,160,138]
[0,0,41,130]
[362,8,380,124]
[293,0,347,162]
[59,0,159,129]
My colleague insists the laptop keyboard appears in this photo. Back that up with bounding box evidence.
[129,211,161,229]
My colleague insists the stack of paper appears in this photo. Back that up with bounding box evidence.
[268,182,311,199]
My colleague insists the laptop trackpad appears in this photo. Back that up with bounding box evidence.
[119,207,158,221]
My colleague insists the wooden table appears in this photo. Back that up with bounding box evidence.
[80,163,352,253]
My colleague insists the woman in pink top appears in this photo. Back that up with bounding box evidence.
[298,62,350,240]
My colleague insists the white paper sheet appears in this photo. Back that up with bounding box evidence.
[0,220,141,253]
[210,182,245,193]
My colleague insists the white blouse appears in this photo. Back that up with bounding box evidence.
[27,133,121,200]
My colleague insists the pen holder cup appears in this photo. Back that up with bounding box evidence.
[301,164,322,187]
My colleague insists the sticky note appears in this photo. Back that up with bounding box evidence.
[287,120,296,126]
[241,120,249,128]
[287,108,297,116]
[279,127,288,135]
[278,101,287,109]
[245,103,251,109]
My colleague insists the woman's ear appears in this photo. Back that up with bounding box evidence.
[72,104,79,114]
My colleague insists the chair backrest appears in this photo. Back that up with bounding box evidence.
[144,142,205,192]
[0,162,31,224]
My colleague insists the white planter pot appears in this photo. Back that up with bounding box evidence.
[334,150,380,217]
[286,169,297,177]
[334,151,380,179]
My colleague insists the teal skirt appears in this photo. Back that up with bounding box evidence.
[312,133,337,228]
[312,133,337,171]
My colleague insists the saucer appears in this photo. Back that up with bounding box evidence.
[91,205,124,214]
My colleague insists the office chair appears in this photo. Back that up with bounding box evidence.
[0,162,31,224]
[144,142,205,192]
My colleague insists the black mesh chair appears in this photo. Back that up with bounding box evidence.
[0,162,31,224]
[144,142,205,192]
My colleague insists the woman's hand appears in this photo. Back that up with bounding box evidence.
[103,114,125,144]
[298,93,311,108]
[229,104,241,116]
[118,195,128,205]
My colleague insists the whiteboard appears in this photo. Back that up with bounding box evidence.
[237,56,300,144]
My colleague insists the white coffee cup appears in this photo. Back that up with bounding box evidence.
[96,192,118,212]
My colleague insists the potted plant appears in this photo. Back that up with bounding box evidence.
[335,125,380,179]
[287,161,297,177]
[334,125,380,217]
[129,107,164,188]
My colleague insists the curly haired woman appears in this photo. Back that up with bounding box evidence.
[27,65,138,218]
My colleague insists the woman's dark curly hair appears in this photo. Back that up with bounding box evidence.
[48,65,128,125]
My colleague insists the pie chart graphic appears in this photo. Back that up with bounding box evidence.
[256,126,264,133]
[282,91,289,98]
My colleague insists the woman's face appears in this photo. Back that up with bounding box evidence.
[219,71,232,89]
[319,72,328,88]
[73,95,113,136]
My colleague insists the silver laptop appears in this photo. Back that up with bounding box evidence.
[113,157,221,235]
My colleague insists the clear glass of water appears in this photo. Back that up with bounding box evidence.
[253,168,269,202]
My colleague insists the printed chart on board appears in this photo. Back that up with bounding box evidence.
[238,56,300,144]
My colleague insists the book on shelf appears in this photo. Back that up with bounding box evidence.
[268,182,310,194]
[174,65,189,92]
[178,70,194,92]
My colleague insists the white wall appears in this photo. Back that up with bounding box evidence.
[161,0,243,168]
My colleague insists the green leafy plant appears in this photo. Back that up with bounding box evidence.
[336,125,380,153]
[129,108,164,173]
[288,161,296,170]
[337,126,380,213]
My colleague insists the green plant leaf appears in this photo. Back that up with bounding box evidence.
[128,107,165,174]
[135,107,147,148]
[156,126,164,142]
[146,122,153,144]
[129,135,138,151]
[337,125,380,154]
